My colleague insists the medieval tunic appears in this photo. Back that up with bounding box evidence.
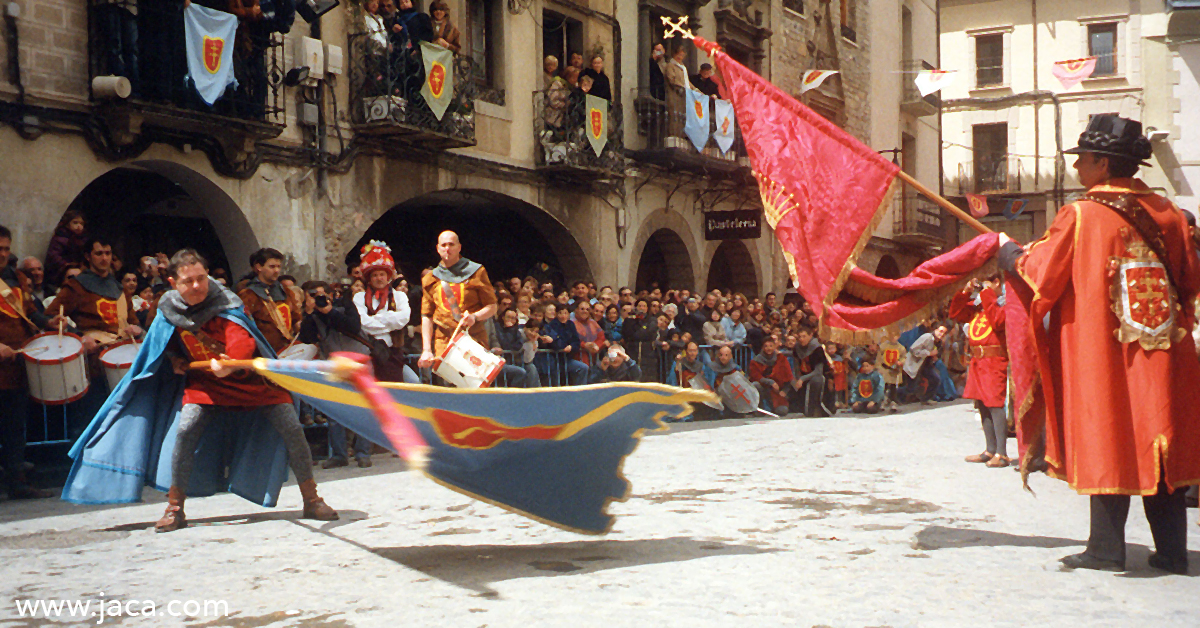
[420,258,497,355]
[46,272,138,340]
[237,280,300,354]
[171,316,291,408]
[875,340,906,386]
[0,268,37,389]
[749,351,794,409]
[850,370,885,406]
[1013,178,1200,494]
[948,287,1008,408]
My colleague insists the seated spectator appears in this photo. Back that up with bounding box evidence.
[666,341,715,390]
[541,303,590,386]
[580,55,612,101]
[790,327,834,417]
[722,307,747,345]
[601,304,623,343]
[749,337,793,416]
[45,211,87,287]
[428,1,461,53]
[849,361,885,414]
[591,345,642,384]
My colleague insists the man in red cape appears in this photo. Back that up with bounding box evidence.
[948,276,1010,468]
[1000,115,1200,574]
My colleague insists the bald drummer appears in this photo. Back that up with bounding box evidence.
[417,231,498,369]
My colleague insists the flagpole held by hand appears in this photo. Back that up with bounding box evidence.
[895,170,993,236]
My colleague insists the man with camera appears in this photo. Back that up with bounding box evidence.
[299,281,373,468]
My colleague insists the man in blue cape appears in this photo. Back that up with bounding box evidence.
[62,249,338,532]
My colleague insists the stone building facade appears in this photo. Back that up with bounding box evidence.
[0,0,934,299]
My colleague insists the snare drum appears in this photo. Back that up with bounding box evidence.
[278,343,319,361]
[22,332,89,405]
[99,340,140,391]
[433,328,504,389]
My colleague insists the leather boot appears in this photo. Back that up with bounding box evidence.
[298,478,338,521]
[154,486,187,533]
[7,473,54,499]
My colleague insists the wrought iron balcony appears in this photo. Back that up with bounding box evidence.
[892,192,944,247]
[955,157,1024,195]
[532,89,625,179]
[86,0,285,141]
[628,88,750,178]
[347,30,475,149]
[900,60,940,117]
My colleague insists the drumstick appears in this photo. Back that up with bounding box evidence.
[57,305,64,347]
[15,346,50,355]
[186,359,257,370]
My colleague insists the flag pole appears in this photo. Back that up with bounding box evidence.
[895,170,993,235]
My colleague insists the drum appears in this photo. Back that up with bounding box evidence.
[433,328,505,389]
[99,340,140,391]
[22,332,89,405]
[279,343,319,361]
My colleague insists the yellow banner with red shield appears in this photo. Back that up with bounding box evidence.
[420,42,455,121]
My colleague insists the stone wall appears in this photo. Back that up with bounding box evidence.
[4,0,89,102]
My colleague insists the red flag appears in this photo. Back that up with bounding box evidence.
[965,193,990,217]
[695,37,900,320]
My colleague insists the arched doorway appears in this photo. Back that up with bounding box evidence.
[706,240,758,297]
[347,190,592,289]
[635,228,694,292]
[875,255,901,280]
[62,161,257,276]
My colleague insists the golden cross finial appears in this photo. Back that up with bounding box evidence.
[661,16,694,40]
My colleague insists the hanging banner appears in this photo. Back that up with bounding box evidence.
[420,41,454,121]
[1052,57,1097,90]
[1002,198,1028,219]
[183,4,238,106]
[713,98,736,153]
[704,209,762,241]
[800,70,838,94]
[965,193,990,218]
[684,88,711,153]
[585,94,608,157]
[913,69,956,97]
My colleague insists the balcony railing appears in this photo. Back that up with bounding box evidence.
[86,0,285,136]
[892,192,944,246]
[629,88,749,177]
[532,89,624,178]
[347,30,476,149]
[900,60,940,117]
[956,157,1024,195]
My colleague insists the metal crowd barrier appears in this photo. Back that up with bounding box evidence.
[652,343,754,383]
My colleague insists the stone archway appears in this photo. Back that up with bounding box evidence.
[348,189,592,289]
[705,239,759,297]
[634,228,695,292]
[875,254,901,279]
[62,160,259,275]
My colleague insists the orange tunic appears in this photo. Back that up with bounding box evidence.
[237,284,301,354]
[420,265,497,355]
[948,287,1008,407]
[0,274,36,389]
[46,276,138,337]
[1015,178,1200,495]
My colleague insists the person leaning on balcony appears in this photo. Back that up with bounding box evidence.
[663,45,691,139]
[649,43,667,100]
[428,1,461,54]
[581,55,611,101]
[692,63,720,97]
[543,55,559,91]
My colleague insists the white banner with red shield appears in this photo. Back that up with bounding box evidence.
[585,94,608,157]
[183,4,238,106]
[420,42,454,121]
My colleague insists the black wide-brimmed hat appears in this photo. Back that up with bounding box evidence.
[1063,114,1154,167]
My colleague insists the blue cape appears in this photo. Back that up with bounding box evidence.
[61,308,291,506]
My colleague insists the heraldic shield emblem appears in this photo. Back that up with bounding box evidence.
[717,371,760,414]
[1109,227,1186,350]
[203,36,224,74]
[590,109,604,139]
[428,62,447,99]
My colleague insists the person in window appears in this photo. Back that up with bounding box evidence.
[428,1,461,53]
[648,43,667,100]
[543,55,560,91]
[390,0,433,97]
[565,52,585,77]
[581,55,612,101]
[663,45,691,139]
[692,63,720,97]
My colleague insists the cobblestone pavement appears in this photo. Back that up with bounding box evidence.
[1,400,1197,627]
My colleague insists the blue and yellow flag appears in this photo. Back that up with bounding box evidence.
[256,360,713,534]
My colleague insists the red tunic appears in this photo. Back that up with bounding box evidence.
[1015,178,1200,495]
[174,317,291,407]
[948,287,1008,408]
[749,353,794,409]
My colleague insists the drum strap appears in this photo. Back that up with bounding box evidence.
[262,293,295,341]
[0,277,39,334]
[1083,193,1180,294]
[115,293,130,338]
[190,328,228,357]
[440,281,464,322]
